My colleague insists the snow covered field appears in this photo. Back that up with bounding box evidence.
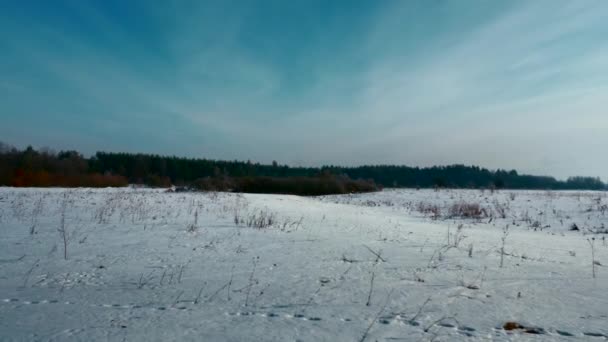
[1,187,607,341]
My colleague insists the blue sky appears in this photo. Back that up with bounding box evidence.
[1,0,607,179]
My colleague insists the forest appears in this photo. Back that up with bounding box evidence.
[0,142,605,192]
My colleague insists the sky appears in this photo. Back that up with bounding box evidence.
[1,0,607,180]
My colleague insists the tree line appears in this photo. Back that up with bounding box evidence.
[0,142,605,191]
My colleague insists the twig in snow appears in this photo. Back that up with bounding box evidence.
[178,265,185,284]
[160,269,167,285]
[253,283,271,304]
[194,283,206,304]
[588,237,597,278]
[339,264,353,281]
[359,289,394,342]
[21,258,40,288]
[58,192,71,260]
[363,245,386,263]
[500,225,510,268]
[227,266,234,301]
[137,269,155,289]
[173,290,184,306]
[0,254,26,264]
[207,281,231,303]
[342,254,359,263]
[366,271,375,306]
[410,297,432,323]
[424,316,459,333]
[245,257,258,307]
[306,286,322,306]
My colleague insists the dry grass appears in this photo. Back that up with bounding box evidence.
[449,202,487,219]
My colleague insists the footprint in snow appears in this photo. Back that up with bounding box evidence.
[226,310,324,322]
[459,326,476,332]
[583,332,606,338]
[556,330,574,337]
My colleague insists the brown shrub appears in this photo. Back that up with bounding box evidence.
[416,202,442,219]
[449,202,487,219]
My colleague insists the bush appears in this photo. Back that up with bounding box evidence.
[416,202,442,219]
[145,174,172,188]
[192,176,235,192]
[449,202,487,219]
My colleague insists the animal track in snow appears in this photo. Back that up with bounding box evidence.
[1,297,188,312]
[2,298,71,305]
[582,332,607,338]
[226,310,326,322]
[3,298,602,339]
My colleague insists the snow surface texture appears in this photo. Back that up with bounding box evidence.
[0,187,607,341]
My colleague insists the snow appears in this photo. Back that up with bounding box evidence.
[0,187,607,341]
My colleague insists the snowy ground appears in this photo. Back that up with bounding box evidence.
[0,187,607,341]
